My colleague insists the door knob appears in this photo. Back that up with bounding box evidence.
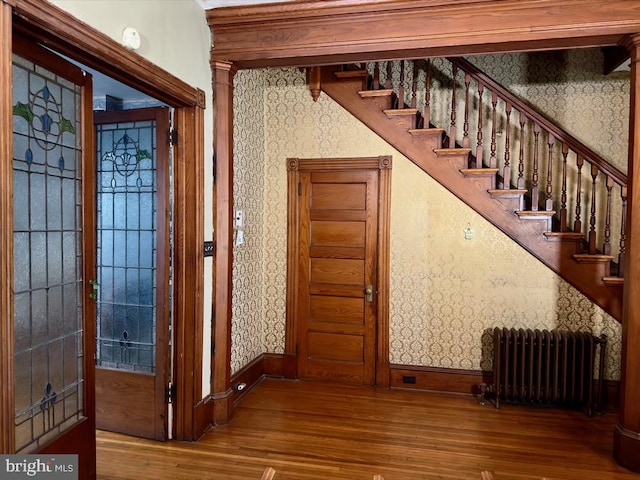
[365,284,373,303]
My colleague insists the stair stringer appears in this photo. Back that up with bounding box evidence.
[319,66,622,321]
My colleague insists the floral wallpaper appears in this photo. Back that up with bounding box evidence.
[231,52,624,380]
[231,69,266,374]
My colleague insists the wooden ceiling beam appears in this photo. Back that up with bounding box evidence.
[207,0,640,68]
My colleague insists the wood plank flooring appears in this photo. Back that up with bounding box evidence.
[96,378,637,480]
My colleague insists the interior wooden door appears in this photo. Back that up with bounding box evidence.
[93,108,170,440]
[11,36,96,477]
[297,166,379,385]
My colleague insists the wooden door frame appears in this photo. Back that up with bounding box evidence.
[0,0,206,447]
[285,156,392,387]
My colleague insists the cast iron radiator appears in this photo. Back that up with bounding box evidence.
[482,328,607,415]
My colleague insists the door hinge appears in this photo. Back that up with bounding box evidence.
[298,182,301,196]
[166,381,176,404]
[168,128,178,145]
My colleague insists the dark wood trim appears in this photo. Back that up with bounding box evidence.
[12,0,201,106]
[263,353,285,377]
[286,157,391,386]
[603,45,631,75]
[390,364,619,409]
[231,356,264,405]
[284,159,300,379]
[80,56,97,477]
[615,32,640,473]
[193,396,214,441]
[0,1,14,454]
[211,61,237,425]
[172,105,206,441]
[230,354,286,405]
[376,156,391,388]
[390,365,491,396]
[207,0,640,68]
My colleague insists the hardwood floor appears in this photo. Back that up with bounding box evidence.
[97,378,636,480]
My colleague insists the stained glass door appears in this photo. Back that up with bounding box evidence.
[11,36,96,476]
[93,108,170,440]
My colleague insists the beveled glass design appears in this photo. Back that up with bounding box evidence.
[12,53,84,453]
[95,120,157,373]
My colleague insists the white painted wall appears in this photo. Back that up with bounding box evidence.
[49,0,214,397]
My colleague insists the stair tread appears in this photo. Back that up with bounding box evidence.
[335,70,368,79]
[488,189,527,196]
[573,253,615,263]
[359,89,393,98]
[408,128,446,136]
[603,276,624,286]
[516,210,556,217]
[383,108,419,116]
[543,231,584,241]
[461,168,499,176]
[434,148,472,156]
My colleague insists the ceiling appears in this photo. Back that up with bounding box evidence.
[195,0,294,9]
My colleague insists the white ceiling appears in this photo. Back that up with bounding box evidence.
[195,0,294,9]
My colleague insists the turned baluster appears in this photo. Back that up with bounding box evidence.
[463,72,471,148]
[588,164,599,255]
[411,60,418,109]
[574,154,584,234]
[476,83,484,166]
[619,186,627,277]
[488,91,498,168]
[423,59,431,128]
[531,123,541,211]
[385,61,392,90]
[373,62,380,90]
[399,60,406,108]
[545,133,555,211]
[603,176,614,256]
[559,143,569,231]
[449,63,458,148]
[503,102,512,189]
[517,112,526,189]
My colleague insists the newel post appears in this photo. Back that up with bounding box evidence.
[614,33,640,473]
[211,60,237,425]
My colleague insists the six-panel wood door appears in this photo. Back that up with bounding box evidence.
[297,168,379,385]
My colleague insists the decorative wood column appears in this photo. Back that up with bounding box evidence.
[0,0,15,454]
[615,33,640,473]
[211,60,237,425]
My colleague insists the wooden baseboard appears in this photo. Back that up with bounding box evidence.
[390,364,492,395]
[230,353,285,405]
[223,357,619,412]
[192,395,214,441]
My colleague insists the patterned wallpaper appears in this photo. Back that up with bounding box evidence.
[231,55,623,380]
[231,69,267,374]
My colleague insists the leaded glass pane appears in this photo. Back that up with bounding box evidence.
[12,53,84,453]
[95,118,157,373]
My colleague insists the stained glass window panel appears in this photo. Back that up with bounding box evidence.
[95,118,157,373]
[12,53,84,453]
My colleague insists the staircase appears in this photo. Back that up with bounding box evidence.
[317,59,626,322]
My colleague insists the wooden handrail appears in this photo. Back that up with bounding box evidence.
[447,56,628,187]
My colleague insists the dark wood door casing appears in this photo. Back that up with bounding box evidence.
[286,157,391,387]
